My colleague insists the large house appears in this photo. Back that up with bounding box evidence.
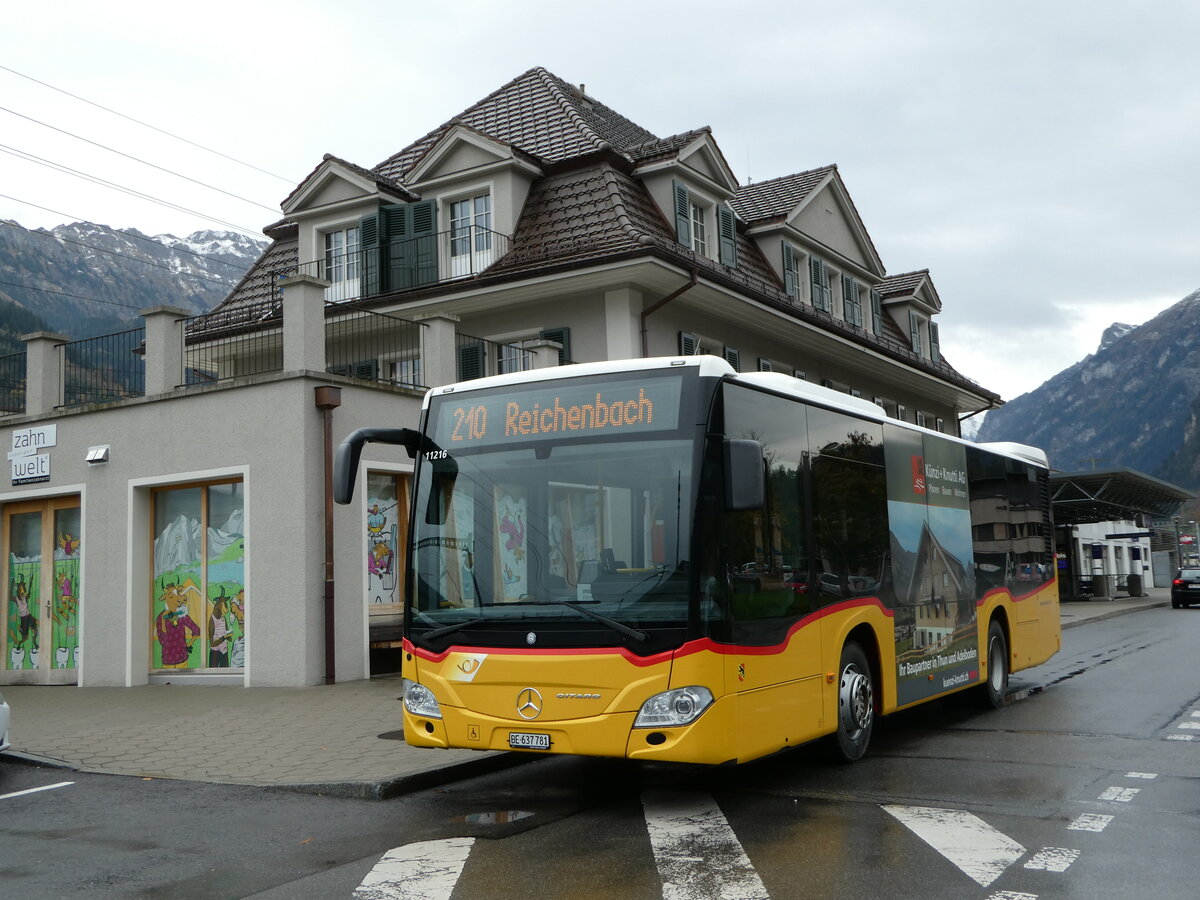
[0,67,1000,688]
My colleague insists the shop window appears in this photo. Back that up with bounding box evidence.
[151,480,245,671]
[366,472,411,612]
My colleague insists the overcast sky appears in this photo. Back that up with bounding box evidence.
[2,1,1197,402]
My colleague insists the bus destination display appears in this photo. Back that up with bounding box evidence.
[433,376,683,448]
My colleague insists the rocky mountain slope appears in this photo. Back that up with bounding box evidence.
[0,220,266,351]
[976,287,1200,487]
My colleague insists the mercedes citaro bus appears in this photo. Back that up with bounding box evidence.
[335,356,1060,764]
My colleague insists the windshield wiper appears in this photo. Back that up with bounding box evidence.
[542,600,648,643]
[417,616,488,642]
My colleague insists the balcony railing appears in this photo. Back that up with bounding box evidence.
[182,299,283,386]
[0,351,26,415]
[62,329,145,408]
[456,333,535,382]
[325,303,427,389]
[286,226,511,304]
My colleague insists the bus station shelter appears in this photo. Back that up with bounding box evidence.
[1050,467,1194,597]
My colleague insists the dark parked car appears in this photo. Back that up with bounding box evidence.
[1170,567,1200,608]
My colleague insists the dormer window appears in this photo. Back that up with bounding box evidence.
[449,192,493,278]
[324,225,361,303]
[690,203,708,255]
[672,180,737,268]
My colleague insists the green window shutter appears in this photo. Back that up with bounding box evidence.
[758,358,773,372]
[810,257,831,312]
[410,200,438,287]
[870,289,883,335]
[382,201,439,290]
[717,207,737,268]
[539,326,571,365]
[380,203,410,290]
[672,181,691,246]
[909,311,922,354]
[723,346,741,372]
[842,276,862,327]
[359,211,383,296]
[782,243,796,299]
[930,322,941,363]
[457,341,485,381]
[679,331,698,356]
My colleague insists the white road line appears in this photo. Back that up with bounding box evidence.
[1166,734,1195,741]
[1190,711,1200,718]
[0,781,74,800]
[986,892,1038,900]
[1124,772,1157,779]
[1024,847,1080,872]
[1098,787,1139,802]
[1068,813,1114,832]
[354,837,474,900]
[1176,721,1200,730]
[643,790,769,900]
[882,805,1026,888]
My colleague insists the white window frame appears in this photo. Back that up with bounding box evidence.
[323,224,361,303]
[690,202,707,255]
[447,188,494,278]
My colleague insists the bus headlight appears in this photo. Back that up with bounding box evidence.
[633,686,714,727]
[401,678,442,719]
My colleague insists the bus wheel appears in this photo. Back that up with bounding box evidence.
[980,619,1009,709]
[832,641,874,762]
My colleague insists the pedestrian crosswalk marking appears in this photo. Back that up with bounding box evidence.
[882,804,1026,888]
[355,837,474,900]
[643,789,769,900]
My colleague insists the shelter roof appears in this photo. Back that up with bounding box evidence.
[1050,468,1194,524]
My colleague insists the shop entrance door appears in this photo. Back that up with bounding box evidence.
[2,496,82,684]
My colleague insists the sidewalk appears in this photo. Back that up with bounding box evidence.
[1,590,1169,799]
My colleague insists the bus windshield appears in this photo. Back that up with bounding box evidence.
[409,383,700,653]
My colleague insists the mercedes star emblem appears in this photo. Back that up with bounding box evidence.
[516,687,543,719]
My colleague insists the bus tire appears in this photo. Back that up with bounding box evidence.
[832,641,874,762]
[980,619,1009,709]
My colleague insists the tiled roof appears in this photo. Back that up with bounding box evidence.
[374,67,659,181]
[205,237,296,313]
[731,166,835,223]
[625,128,712,164]
[488,163,672,275]
[281,154,417,210]
[876,269,930,298]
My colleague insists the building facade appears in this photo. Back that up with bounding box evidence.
[0,67,1001,687]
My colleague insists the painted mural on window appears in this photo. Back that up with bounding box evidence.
[366,473,400,608]
[53,507,81,669]
[151,482,244,671]
[6,511,41,670]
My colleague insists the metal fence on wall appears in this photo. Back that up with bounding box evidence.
[182,300,283,386]
[0,351,26,415]
[325,304,427,389]
[61,329,146,408]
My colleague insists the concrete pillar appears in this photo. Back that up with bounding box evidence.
[604,286,642,360]
[414,313,460,389]
[525,339,562,370]
[279,273,329,373]
[141,306,191,395]
[21,331,69,417]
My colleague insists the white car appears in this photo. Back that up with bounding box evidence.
[0,690,10,752]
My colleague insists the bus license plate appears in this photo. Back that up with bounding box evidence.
[509,732,551,750]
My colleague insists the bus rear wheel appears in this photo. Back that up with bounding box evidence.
[832,641,874,762]
[979,619,1009,709]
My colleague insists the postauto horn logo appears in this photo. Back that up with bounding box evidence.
[911,455,926,495]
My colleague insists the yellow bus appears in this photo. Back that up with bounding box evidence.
[335,357,1060,764]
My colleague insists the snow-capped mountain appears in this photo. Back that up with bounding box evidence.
[977,287,1200,487]
[0,219,266,344]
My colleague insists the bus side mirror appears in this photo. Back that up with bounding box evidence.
[724,438,765,510]
[334,427,426,504]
